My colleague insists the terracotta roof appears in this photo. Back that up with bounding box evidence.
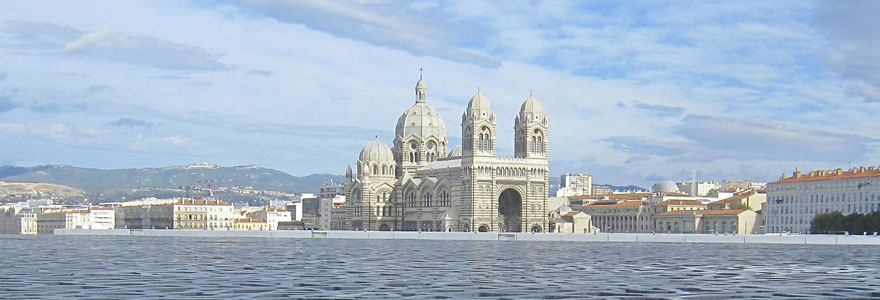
[586,201,647,207]
[772,167,880,184]
[562,211,582,217]
[664,192,691,196]
[175,199,231,206]
[710,190,756,205]
[655,200,704,206]
[657,209,748,216]
[235,220,266,223]
[571,193,651,201]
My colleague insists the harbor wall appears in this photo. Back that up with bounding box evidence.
[53,229,880,245]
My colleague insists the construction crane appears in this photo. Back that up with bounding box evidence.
[199,179,215,197]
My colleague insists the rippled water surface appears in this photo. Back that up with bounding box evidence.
[1,235,880,299]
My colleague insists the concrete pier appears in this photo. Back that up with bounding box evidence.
[52,229,880,245]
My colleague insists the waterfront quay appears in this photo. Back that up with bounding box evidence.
[54,229,880,245]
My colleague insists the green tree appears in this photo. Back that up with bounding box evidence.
[811,211,880,234]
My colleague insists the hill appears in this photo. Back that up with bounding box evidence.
[0,181,86,202]
[0,163,344,203]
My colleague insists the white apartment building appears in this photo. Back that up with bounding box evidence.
[766,167,880,233]
[1,206,38,234]
[677,181,720,197]
[88,207,115,229]
[248,207,292,230]
[556,173,592,197]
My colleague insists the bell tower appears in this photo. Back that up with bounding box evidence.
[461,89,496,157]
[514,92,548,159]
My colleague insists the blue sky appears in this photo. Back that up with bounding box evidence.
[1,1,878,187]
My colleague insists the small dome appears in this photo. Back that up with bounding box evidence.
[415,78,426,90]
[448,145,462,157]
[359,138,395,165]
[556,205,573,213]
[467,91,491,113]
[520,95,543,115]
[652,180,680,193]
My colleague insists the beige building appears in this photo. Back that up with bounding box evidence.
[655,209,758,234]
[113,198,233,230]
[549,206,597,233]
[345,75,550,232]
[581,201,652,233]
[234,219,269,231]
[708,190,766,211]
[652,199,706,214]
[115,203,174,229]
[172,199,234,230]
[37,209,87,234]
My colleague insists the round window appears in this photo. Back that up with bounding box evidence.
[427,142,435,150]
[410,142,418,150]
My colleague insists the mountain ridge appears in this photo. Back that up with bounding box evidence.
[0,163,344,203]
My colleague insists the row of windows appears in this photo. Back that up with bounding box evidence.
[770,203,877,216]
[654,221,737,233]
[769,180,880,192]
[175,214,232,221]
[772,193,877,204]
[405,190,452,207]
[175,206,231,212]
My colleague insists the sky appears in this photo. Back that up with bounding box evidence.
[1,0,879,187]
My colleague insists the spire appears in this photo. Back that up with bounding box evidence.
[415,69,427,103]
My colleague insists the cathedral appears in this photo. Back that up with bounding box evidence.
[344,74,549,232]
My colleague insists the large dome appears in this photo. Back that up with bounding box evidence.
[395,103,446,140]
[396,75,446,141]
[359,138,395,165]
[652,180,681,193]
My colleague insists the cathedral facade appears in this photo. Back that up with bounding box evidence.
[344,75,549,232]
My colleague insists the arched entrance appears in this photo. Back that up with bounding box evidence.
[530,225,542,233]
[498,189,523,232]
[378,224,391,231]
[478,225,489,232]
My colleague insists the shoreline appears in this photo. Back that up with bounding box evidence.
[51,229,880,245]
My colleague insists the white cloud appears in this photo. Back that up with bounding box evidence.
[63,29,229,70]
[813,0,880,103]
[604,114,879,164]
[232,0,500,67]
[1,1,879,187]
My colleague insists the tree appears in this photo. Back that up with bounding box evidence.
[811,211,880,234]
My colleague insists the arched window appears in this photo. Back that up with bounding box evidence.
[373,165,378,175]
[409,153,414,163]
[382,165,387,175]
[422,192,432,207]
